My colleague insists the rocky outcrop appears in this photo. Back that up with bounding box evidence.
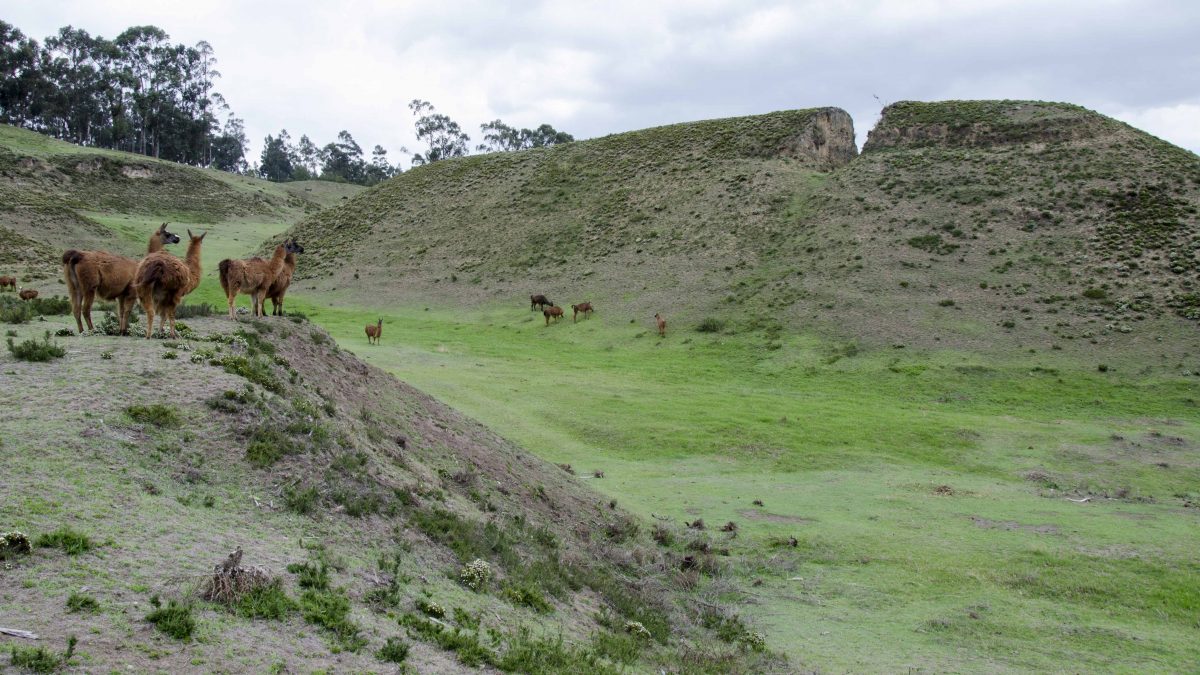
[863,100,1111,152]
[776,107,858,170]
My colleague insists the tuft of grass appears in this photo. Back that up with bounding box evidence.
[696,317,726,333]
[174,302,214,318]
[6,332,65,362]
[145,598,195,640]
[34,527,93,555]
[66,592,100,613]
[8,635,77,673]
[496,627,616,674]
[283,484,320,514]
[376,637,410,664]
[400,613,495,667]
[235,579,297,620]
[126,403,181,428]
[503,582,553,613]
[287,561,330,590]
[299,588,365,651]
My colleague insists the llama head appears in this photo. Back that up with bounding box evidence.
[286,239,305,254]
[157,223,181,246]
[187,230,207,243]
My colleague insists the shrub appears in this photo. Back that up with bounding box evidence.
[0,299,33,324]
[216,354,282,393]
[162,350,178,360]
[1082,287,1108,300]
[35,527,93,555]
[245,426,300,467]
[0,530,32,560]
[416,597,446,618]
[938,299,955,307]
[66,592,100,613]
[287,561,330,590]
[376,637,410,663]
[695,317,726,333]
[497,627,614,673]
[29,296,71,316]
[235,579,297,620]
[590,630,642,665]
[126,404,181,428]
[300,588,364,650]
[8,635,77,673]
[96,311,139,336]
[459,559,492,591]
[503,582,553,613]
[54,327,74,337]
[623,621,652,639]
[284,485,320,514]
[399,613,495,667]
[145,598,195,640]
[6,332,66,362]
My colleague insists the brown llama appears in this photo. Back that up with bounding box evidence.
[654,312,666,337]
[530,294,553,311]
[571,302,593,323]
[134,230,206,339]
[63,223,180,334]
[265,239,305,316]
[544,305,564,325]
[18,288,38,301]
[365,318,383,344]
[0,276,15,291]
[219,240,300,319]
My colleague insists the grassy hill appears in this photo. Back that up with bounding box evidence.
[0,310,783,673]
[0,124,362,285]
[283,100,1199,361]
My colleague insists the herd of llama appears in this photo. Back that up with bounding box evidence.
[59,223,303,338]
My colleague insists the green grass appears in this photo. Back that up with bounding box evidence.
[293,298,1200,672]
[34,527,94,555]
[145,598,196,640]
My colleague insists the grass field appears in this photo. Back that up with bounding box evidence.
[231,295,1200,672]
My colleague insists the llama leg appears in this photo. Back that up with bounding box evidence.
[70,287,83,333]
[142,300,154,339]
[116,297,129,335]
[82,291,96,333]
[227,286,237,319]
[168,307,177,338]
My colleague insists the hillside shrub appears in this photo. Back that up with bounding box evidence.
[8,635,77,673]
[0,530,32,560]
[126,404,181,428]
[300,588,365,651]
[66,592,100,613]
[287,561,330,590]
[6,332,65,362]
[0,299,32,324]
[145,598,195,640]
[234,579,297,620]
[174,303,214,318]
[376,637,410,663]
[696,317,726,333]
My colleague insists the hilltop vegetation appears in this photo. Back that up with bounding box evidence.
[0,123,361,279]
[284,100,1199,361]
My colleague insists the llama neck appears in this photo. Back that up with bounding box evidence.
[268,246,287,275]
[147,234,164,254]
[283,253,297,272]
[186,241,203,280]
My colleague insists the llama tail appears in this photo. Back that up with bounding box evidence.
[218,259,233,296]
[62,250,84,303]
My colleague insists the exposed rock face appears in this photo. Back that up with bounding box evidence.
[863,100,1111,152]
[777,107,858,170]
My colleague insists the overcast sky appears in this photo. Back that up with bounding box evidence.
[8,1,1200,167]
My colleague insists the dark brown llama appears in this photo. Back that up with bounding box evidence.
[62,223,180,334]
[365,318,383,344]
[18,288,38,301]
[571,302,593,322]
[530,294,553,311]
[0,276,15,291]
[134,230,206,339]
[265,239,305,316]
[219,241,299,319]
[654,312,666,337]
[544,305,564,325]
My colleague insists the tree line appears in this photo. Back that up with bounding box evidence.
[0,20,573,186]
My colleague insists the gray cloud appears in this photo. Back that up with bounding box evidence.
[7,0,1199,167]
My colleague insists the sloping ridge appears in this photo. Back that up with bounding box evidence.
[284,100,1199,356]
[0,316,785,673]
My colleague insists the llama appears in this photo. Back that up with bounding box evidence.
[530,294,553,311]
[0,276,15,291]
[654,312,666,337]
[265,239,305,316]
[218,241,299,319]
[365,318,383,344]
[134,230,206,339]
[18,288,38,301]
[571,302,593,322]
[544,305,564,325]
[63,223,180,334]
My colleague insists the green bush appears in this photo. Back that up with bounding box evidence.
[174,303,214,318]
[35,527,93,555]
[8,636,77,673]
[29,296,71,316]
[126,404,181,428]
[0,530,32,560]
[145,598,195,640]
[287,561,330,590]
[245,426,300,467]
[0,298,33,324]
[284,485,320,514]
[400,613,495,667]
[66,592,100,613]
[6,332,66,362]
[496,627,614,674]
[503,582,553,613]
[1082,287,1108,299]
[235,579,296,620]
[695,317,726,333]
[300,588,364,651]
[376,637,410,663]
